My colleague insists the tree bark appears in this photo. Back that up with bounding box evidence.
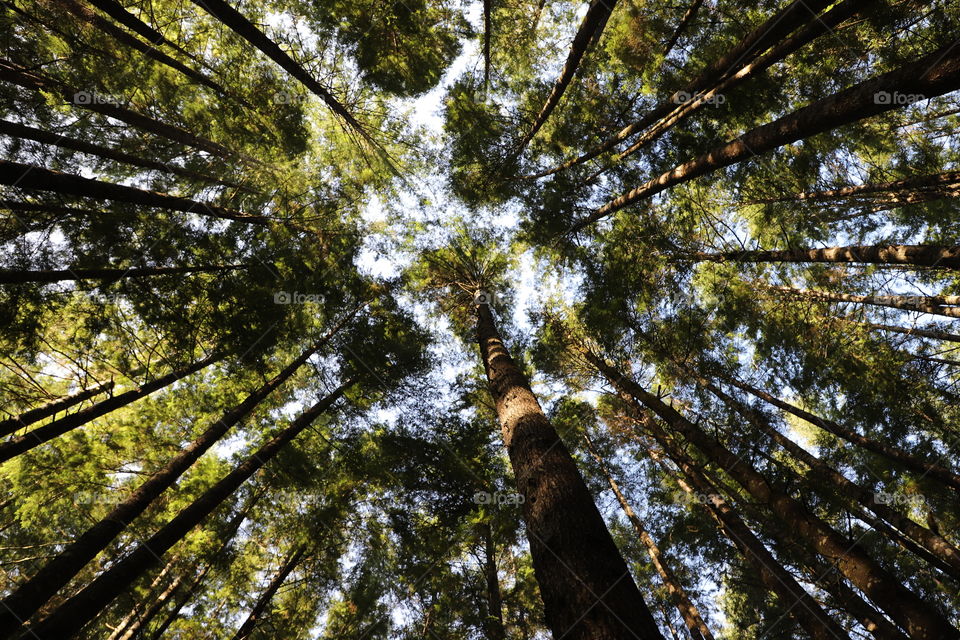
[113,573,184,640]
[230,546,306,640]
[0,351,221,464]
[833,318,960,343]
[0,309,358,633]
[0,119,252,192]
[582,429,714,640]
[572,40,960,232]
[0,159,269,225]
[0,380,114,438]
[722,373,960,493]
[584,351,959,639]
[474,301,663,640]
[0,264,245,285]
[692,245,960,269]
[480,522,506,640]
[514,0,618,152]
[770,285,960,319]
[661,0,704,58]
[85,0,187,53]
[743,170,960,205]
[21,379,354,640]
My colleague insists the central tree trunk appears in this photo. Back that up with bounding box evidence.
[475,301,663,640]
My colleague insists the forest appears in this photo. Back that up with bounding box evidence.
[0,0,959,638]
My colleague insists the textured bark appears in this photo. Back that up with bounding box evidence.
[0,119,252,192]
[514,0,618,152]
[646,443,849,639]
[692,245,960,269]
[188,0,371,142]
[475,302,663,640]
[22,380,353,640]
[480,522,506,640]
[0,380,114,438]
[0,264,245,285]
[770,285,960,319]
[572,40,960,231]
[583,430,714,640]
[703,379,960,580]
[0,311,356,634]
[0,159,269,225]
[586,352,959,639]
[231,546,306,640]
[523,0,838,179]
[0,352,221,464]
[723,374,960,493]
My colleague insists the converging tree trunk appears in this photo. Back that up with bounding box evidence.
[0,380,114,438]
[21,379,354,640]
[230,546,306,640]
[474,300,664,640]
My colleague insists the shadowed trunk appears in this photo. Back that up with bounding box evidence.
[0,380,114,438]
[690,245,960,269]
[479,522,506,640]
[743,170,960,205]
[661,0,704,57]
[475,301,663,640]
[833,318,960,343]
[0,264,245,285]
[230,546,306,640]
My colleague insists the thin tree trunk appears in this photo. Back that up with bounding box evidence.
[85,0,189,55]
[661,0,704,58]
[0,310,360,633]
[230,546,306,640]
[0,119,252,192]
[22,379,354,640]
[523,0,838,179]
[700,378,960,580]
[644,442,850,639]
[513,0,618,152]
[0,264,246,285]
[105,557,178,640]
[690,245,960,269]
[480,522,506,640]
[0,60,243,160]
[722,373,960,493]
[114,574,184,640]
[743,170,960,205]
[474,301,663,640]
[52,0,228,97]
[833,318,960,343]
[0,159,269,225]
[770,285,960,319]
[483,0,492,90]
[0,380,114,438]
[187,0,371,143]
[572,40,960,232]
[0,352,221,464]
[584,351,959,638]
[582,429,714,640]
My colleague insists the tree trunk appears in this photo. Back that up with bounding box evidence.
[523,0,839,179]
[230,546,306,640]
[0,60,242,160]
[584,351,959,639]
[21,379,354,640]
[770,285,960,319]
[701,378,960,580]
[0,159,269,226]
[0,351,221,464]
[483,0,492,89]
[690,245,960,269]
[479,522,506,640]
[187,0,371,143]
[0,119,252,192]
[573,40,960,231]
[0,264,245,285]
[582,429,714,640]
[514,0,618,152]
[0,310,357,633]
[113,573,184,640]
[721,373,960,493]
[661,0,704,58]
[743,170,960,205]
[85,0,187,54]
[474,301,663,640]
[644,441,850,639]
[0,380,114,438]
[833,318,960,343]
